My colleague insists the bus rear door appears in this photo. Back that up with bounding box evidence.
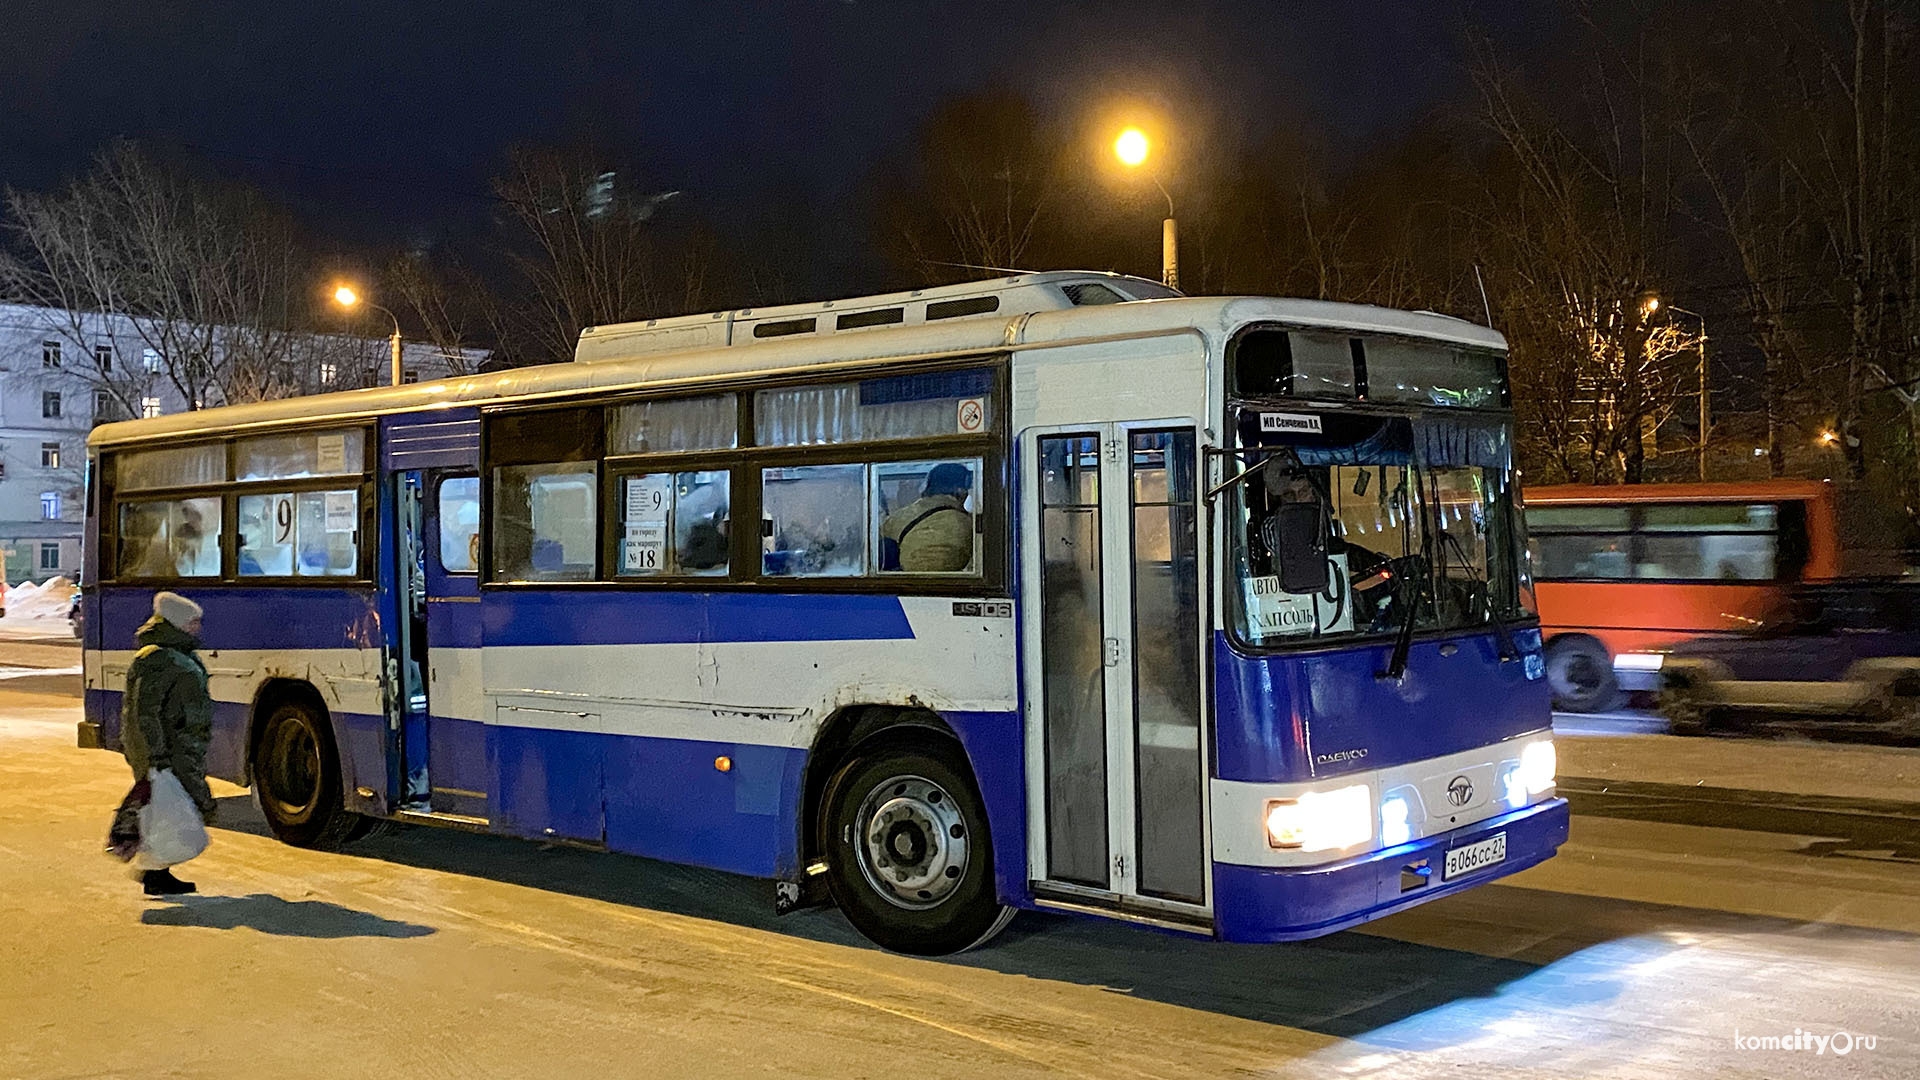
[383,412,488,821]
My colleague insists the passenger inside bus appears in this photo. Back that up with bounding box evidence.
[880,462,975,572]
[675,475,730,572]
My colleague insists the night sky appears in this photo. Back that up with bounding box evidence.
[4,1,1551,287]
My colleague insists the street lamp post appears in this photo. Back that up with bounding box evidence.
[1667,303,1710,481]
[333,285,403,387]
[1114,127,1178,291]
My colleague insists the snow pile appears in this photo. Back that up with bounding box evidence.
[3,576,74,620]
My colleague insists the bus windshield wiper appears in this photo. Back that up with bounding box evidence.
[1378,553,1427,683]
[1435,528,1519,662]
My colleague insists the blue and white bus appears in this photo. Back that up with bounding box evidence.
[79,271,1567,954]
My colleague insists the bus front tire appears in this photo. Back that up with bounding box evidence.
[1546,636,1619,713]
[821,740,1013,956]
[251,699,359,850]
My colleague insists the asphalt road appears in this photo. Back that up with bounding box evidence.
[4,644,1917,1078]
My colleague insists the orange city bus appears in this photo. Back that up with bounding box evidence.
[1523,481,1842,711]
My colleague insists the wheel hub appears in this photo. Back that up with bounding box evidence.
[855,775,968,910]
[263,715,322,819]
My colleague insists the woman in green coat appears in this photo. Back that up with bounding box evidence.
[120,591,212,896]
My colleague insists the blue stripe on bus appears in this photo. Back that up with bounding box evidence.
[90,586,919,650]
[95,588,384,653]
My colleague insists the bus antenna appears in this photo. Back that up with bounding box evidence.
[1473,264,1495,330]
[923,259,1044,277]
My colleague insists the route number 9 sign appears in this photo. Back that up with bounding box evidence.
[272,494,296,544]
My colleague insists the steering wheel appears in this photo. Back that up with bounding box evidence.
[1350,552,1426,594]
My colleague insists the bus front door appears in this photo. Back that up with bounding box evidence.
[1023,423,1210,921]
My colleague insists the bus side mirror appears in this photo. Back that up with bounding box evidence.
[1274,503,1331,595]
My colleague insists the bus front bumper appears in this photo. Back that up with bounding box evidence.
[1210,797,1569,943]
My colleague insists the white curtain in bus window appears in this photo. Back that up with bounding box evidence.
[1365,339,1505,409]
[437,476,481,573]
[236,490,359,576]
[616,470,730,576]
[607,394,737,454]
[873,458,981,574]
[117,497,222,578]
[114,444,225,491]
[755,369,993,446]
[761,464,866,577]
[493,463,597,581]
[234,428,365,481]
[1637,503,1779,580]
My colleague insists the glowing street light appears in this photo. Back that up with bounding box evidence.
[332,284,403,387]
[1818,430,1840,446]
[1643,293,1710,480]
[1113,126,1178,291]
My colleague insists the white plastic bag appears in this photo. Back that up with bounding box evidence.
[132,769,208,871]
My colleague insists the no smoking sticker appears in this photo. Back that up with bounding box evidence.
[956,397,985,433]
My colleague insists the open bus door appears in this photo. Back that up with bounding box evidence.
[382,411,488,823]
[392,469,488,820]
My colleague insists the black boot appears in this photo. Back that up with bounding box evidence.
[142,869,196,896]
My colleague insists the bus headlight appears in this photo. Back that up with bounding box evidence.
[1519,740,1557,795]
[1265,784,1372,851]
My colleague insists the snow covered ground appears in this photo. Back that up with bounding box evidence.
[0,576,76,644]
[4,686,1918,1078]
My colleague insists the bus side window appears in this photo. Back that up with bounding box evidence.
[236,491,358,577]
[438,476,481,574]
[118,497,222,580]
[493,463,598,582]
[612,470,730,577]
[761,464,866,578]
[873,458,981,575]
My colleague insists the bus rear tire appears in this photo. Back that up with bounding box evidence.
[1546,636,1619,713]
[252,699,359,851]
[820,740,1012,956]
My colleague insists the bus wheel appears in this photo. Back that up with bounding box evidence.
[252,699,357,850]
[821,741,1013,956]
[1546,637,1619,713]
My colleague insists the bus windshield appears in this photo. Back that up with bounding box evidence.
[1228,407,1533,647]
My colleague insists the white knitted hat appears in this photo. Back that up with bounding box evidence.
[153,592,203,628]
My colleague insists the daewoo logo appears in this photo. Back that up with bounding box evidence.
[1315,748,1368,766]
[1446,775,1475,807]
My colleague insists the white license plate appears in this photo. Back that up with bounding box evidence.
[1443,833,1507,880]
